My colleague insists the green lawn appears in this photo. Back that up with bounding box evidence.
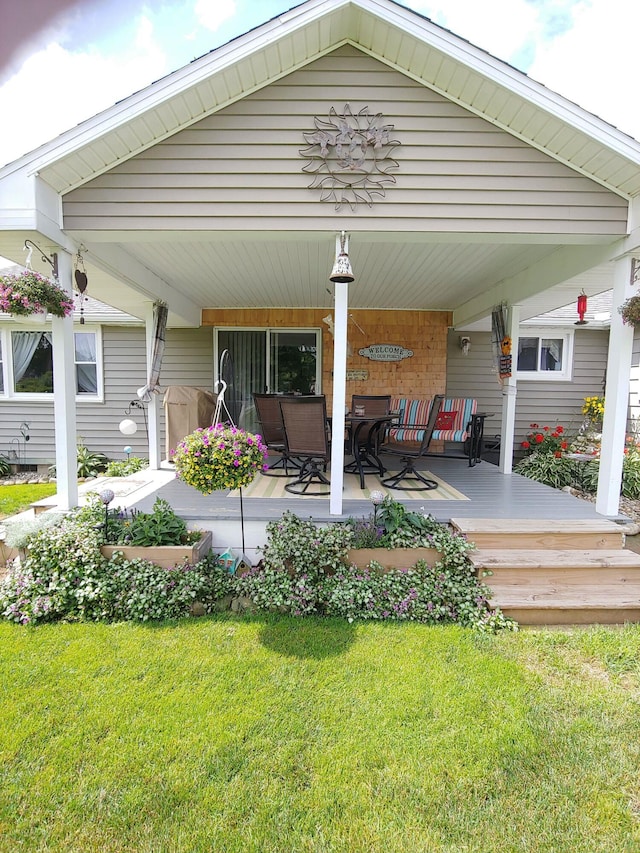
[0,483,57,519]
[0,617,639,852]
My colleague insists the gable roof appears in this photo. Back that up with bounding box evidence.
[4,0,640,198]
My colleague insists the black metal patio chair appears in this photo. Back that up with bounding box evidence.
[279,395,331,495]
[253,393,300,477]
[379,394,444,490]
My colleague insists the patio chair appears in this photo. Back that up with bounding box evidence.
[253,393,300,477]
[279,395,331,495]
[348,394,391,454]
[379,394,444,490]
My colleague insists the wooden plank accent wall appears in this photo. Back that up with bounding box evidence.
[203,307,450,411]
[62,46,627,236]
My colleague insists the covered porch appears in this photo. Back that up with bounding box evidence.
[1,0,640,523]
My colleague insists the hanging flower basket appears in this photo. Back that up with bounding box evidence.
[619,295,640,328]
[0,270,74,318]
[173,423,268,494]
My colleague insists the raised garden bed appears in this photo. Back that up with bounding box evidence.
[101,530,212,569]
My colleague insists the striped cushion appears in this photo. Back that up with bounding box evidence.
[389,398,432,442]
[389,397,477,444]
[431,398,477,442]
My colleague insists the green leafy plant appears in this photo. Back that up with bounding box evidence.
[514,452,577,489]
[0,269,74,317]
[0,456,11,478]
[236,503,515,632]
[579,447,640,499]
[173,423,268,494]
[49,441,109,479]
[104,457,148,477]
[0,508,229,625]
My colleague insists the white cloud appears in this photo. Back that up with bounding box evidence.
[527,0,640,138]
[194,0,237,33]
[0,15,168,168]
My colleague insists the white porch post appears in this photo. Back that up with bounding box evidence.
[596,255,635,515]
[329,274,348,516]
[145,303,162,469]
[498,305,520,474]
[51,249,78,509]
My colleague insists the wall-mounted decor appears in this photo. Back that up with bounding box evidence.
[346,369,369,380]
[359,344,413,362]
[300,104,400,211]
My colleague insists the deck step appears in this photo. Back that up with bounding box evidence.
[470,548,640,625]
[451,517,626,550]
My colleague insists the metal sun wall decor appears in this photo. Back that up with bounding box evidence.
[300,104,400,211]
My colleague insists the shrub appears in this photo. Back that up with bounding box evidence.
[49,441,109,479]
[236,505,515,632]
[0,508,230,625]
[579,447,640,499]
[514,452,577,489]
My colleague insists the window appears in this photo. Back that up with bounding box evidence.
[516,328,573,381]
[2,327,102,398]
[74,332,97,394]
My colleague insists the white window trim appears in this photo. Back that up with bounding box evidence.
[0,325,104,401]
[516,326,574,382]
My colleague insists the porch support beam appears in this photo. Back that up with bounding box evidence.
[145,303,162,470]
[51,248,78,509]
[329,276,348,517]
[596,255,635,516]
[498,305,519,474]
[81,242,201,327]
[453,244,613,328]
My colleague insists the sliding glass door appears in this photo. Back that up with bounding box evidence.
[215,328,321,432]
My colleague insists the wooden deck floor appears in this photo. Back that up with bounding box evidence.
[132,456,617,526]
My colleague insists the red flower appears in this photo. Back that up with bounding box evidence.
[552,431,559,438]
[521,440,530,449]
[530,423,539,428]
[556,426,564,434]
[561,441,568,450]
[543,426,550,431]
[535,434,544,443]
[554,451,562,458]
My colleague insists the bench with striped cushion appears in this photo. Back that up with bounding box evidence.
[389,397,477,444]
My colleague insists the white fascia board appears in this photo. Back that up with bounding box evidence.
[357,0,640,165]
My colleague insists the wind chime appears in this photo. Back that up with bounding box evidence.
[74,246,89,324]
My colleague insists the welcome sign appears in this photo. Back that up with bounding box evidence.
[359,344,413,362]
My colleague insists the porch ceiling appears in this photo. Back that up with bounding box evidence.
[0,228,619,328]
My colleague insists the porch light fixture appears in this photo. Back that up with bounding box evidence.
[329,231,354,283]
[575,291,588,325]
[459,336,471,356]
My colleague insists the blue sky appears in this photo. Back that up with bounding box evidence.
[0,0,636,168]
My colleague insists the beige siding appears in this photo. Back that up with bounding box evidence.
[62,47,626,235]
[0,326,214,466]
[446,328,609,456]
